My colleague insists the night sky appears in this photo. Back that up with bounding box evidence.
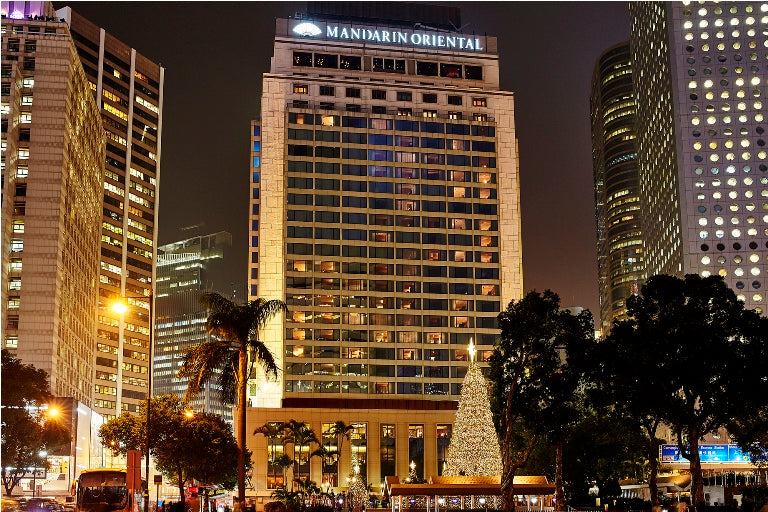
[56,2,630,318]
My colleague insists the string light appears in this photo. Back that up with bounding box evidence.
[348,450,367,506]
[444,343,502,476]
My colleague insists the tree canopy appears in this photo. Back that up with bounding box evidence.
[99,394,239,506]
[178,293,286,502]
[1,350,70,496]
[601,274,768,508]
[489,291,595,512]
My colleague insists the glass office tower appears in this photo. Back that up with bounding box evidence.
[590,42,644,333]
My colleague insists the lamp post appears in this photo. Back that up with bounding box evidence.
[113,288,154,512]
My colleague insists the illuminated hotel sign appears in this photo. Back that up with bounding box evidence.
[660,444,753,464]
[290,21,485,52]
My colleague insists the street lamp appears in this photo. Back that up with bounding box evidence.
[113,288,154,512]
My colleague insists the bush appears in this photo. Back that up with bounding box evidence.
[264,503,287,512]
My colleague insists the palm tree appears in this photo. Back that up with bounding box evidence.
[329,421,355,477]
[283,420,320,484]
[255,422,286,487]
[178,292,286,502]
[274,454,294,486]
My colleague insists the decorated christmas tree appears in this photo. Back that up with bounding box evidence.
[444,340,503,476]
[347,450,367,507]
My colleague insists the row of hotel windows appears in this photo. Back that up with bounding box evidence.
[295,83,487,107]
[285,196,498,215]
[288,347,492,361]
[287,181,496,198]
[285,315,496,329]
[290,102,490,120]
[287,146,497,167]
[284,244,499,262]
[288,130,496,151]
[289,332,495,346]
[287,219,496,235]
[284,380,458,396]
[285,279,500,297]
[288,113,495,135]
[282,162,496,183]
[265,423,450,488]
[292,51,483,80]
[287,229,499,247]
[286,365,473,379]
[286,263,498,278]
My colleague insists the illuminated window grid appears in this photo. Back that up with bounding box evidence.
[67,10,164,417]
[281,108,502,398]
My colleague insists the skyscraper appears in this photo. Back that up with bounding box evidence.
[246,5,522,489]
[629,1,767,314]
[56,6,165,419]
[1,1,105,406]
[250,10,521,406]
[155,230,236,423]
[590,42,644,333]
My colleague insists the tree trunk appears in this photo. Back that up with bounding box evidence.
[647,437,660,508]
[689,434,704,510]
[238,348,248,502]
[178,473,186,508]
[554,441,565,512]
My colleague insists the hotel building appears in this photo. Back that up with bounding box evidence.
[1,1,104,406]
[55,5,165,419]
[590,42,644,333]
[155,231,236,423]
[629,1,768,314]
[247,6,521,495]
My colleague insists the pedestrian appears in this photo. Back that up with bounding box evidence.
[233,498,241,512]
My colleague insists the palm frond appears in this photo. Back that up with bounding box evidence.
[177,339,234,401]
[250,341,279,378]
[248,299,288,334]
[219,361,237,405]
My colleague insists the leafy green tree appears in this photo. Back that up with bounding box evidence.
[592,315,672,507]
[178,293,286,502]
[273,455,294,486]
[99,395,240,508]
[607,274,768,509]
[560,414,646,505]
[270,484,301,507]
[728,404,768,466]
[489,291,592,512]
[183,413,239,512]
[1,350,70,496]
[542,309,595,512]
